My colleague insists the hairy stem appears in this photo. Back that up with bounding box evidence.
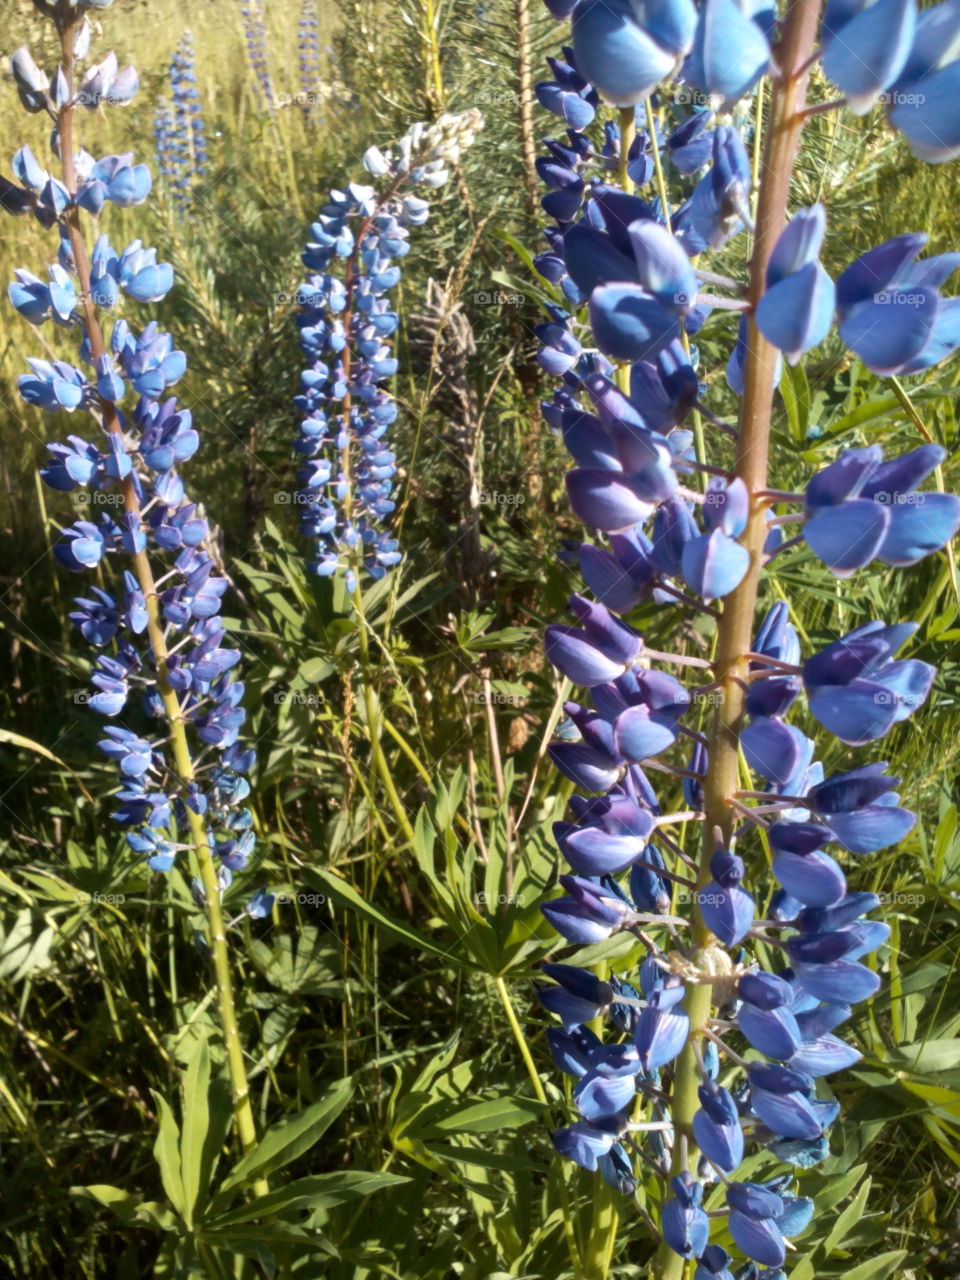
[654,3,822,1276]
[58,18,265,1187]
[516,0,540,218]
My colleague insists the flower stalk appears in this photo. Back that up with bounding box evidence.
[54,15,265,1182]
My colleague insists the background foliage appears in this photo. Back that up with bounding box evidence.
[0,0,959,1275]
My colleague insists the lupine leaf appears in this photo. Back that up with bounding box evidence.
[149,1091,186,1219]
[213,1078,354,1201]
[841,1250,909,1280]
[304,867,462,963]
[207,1172,409,1227]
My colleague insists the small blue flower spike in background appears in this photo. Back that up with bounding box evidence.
[529,0,960,1275]
[153,32,208,211]
[288,110,482,592]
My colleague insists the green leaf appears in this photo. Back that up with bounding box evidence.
[150,1090,186,1218]
[179,1035,210,1225]
[71,1184,179,1233]
[423,1094,543,1136]
[822,1175,871,1254]
[841,1251,909,1280]
[214,1077,354,1201]
[779,361,810,443]
[208,1171,408,1227]
[304,867,461,963]
[889,1038,960,1074]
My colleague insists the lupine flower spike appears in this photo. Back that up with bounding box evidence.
[286,111,483,590]
[153,32,208,212]
[527,0,960,1275]
[5,0,279,1088]
[240,0,276,112]
[298,0,322,122]
[5,0,269,1163]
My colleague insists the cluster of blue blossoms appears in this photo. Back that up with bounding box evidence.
[241,0,276,112]
[298,0,322,121]
[287,111,482,590]
[5,0,261,909]
[529,0,960,1273]
[153,32,208,212]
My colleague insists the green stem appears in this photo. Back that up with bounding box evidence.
[420,0,446,114]
[353,586,417,845]
[57,17,265,1192]
[619,106,637,194]
[644,98,670,230]
[654,3,823,1276]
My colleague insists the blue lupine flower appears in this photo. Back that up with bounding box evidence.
[298,1,322,120]
[663,1172,709,1259]
[571,0,696,107]
[821,0,916,114]
[245,888,276,919]
[684,0,771,105]
[802,443,960,575]
[698,852,755,945]
[241,1,276,110]
[886,0,960,161]
[286,113,481,589]
[5,15,262,907]
[536,52,599,129]
[836,234,960,374]
[802,621,934,743]
[522,2,959,1269]
[154,33,208,211]
[755,205,835,362]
